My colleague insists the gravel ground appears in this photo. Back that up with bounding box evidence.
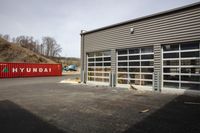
[0,76,200,133]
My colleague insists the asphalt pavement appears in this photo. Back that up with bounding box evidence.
[0,75,200,133]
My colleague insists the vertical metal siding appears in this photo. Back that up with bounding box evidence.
[80,35,84,82]
[111,49,116,86]
[154,44,162,90]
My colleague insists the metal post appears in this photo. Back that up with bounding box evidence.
[81,70,85,83]
[110,71,114,87]
[153,71,160,91]
[109,71,112,87]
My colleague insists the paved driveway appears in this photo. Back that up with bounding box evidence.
[0,76,200,133]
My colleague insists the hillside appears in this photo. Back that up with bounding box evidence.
[0,38,56,63]
[49,56,80,66]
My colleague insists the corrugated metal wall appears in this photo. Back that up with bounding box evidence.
[0,63,62,78]
[81,4,200,86]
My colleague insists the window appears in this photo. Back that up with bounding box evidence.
[141,47,153,53]
[96,58,102,61]
[141,68,153,73]
[103,51,111,56]
[164,68,179,73]
[88,63,94,66]
[164,60,179,66]
[163,82,179,88]
[141,81,152,86]
[129,48,139,54]
[130,68,140,72]
[141,74,152,79]
[164,75,179,81]
[118,56,127,60]
[96,52,103,57]
[118,73,128,78]
[118,68,128,72]
[181,83,200,90]
[129,55,140,60]
[181,68,200,74]
[141,54,154,59]
[88,68,94,71]
[181,60,200,66]
[181,75,200,82]
[181,51,199,58]
[104,57,111,61]
[118,79,127,84]
[96,63,102,66]
[104,62,111,66]
[118,62,127,66]
[130,80,140,85]
[163,53,179,58]
[88,58,95,62]
[118,49,127,55]
[181,42,199,50]
[129,62,140,66]
[163,44,179,51]
[88,53,95,57]
[141,61,153,66]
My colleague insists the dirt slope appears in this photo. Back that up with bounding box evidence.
[0,38,56,63]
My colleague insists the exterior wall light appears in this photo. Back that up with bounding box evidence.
[81,30,86,34]
[130,27,134,34]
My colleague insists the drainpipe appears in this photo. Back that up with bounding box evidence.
[80,30,86,83]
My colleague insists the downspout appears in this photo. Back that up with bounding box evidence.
[80,30,86,83]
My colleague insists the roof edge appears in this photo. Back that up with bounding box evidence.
[81,1,200,35]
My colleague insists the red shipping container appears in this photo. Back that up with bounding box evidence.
[0,62,62,78]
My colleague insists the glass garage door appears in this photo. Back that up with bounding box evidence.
[162,42,200,90]
[87,51,111,84]
[117,46,154,87]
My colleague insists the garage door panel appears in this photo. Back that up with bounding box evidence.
[162,42,200,90]
[117,46,154,87]
[87,51,111,84]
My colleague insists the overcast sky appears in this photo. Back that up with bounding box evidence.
[0,0,199,57]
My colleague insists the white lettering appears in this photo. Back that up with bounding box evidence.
[44,68,48,72]
[39,68,43,72]
[20,68,24,72]
[26,68,31,72]
[12,68,18,72]
[33,68,37,72]
[11,67,51,73]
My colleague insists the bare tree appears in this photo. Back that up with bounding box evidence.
[15,36,37,51]
[42,37,54,56]
[52,44,62,57]
[34,40,40,53]
[42,36,62,57]
[2,34,10,42]
[16,35,27,46]
[40,43,44,55]
[1,34,62,57]
[12,37,16,43]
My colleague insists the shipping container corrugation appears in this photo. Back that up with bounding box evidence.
[0,62,62,78]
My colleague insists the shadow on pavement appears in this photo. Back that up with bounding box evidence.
[123,95,200,133]
[0,100,65,133]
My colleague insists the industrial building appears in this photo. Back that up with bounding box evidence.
[80,2,200,91]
